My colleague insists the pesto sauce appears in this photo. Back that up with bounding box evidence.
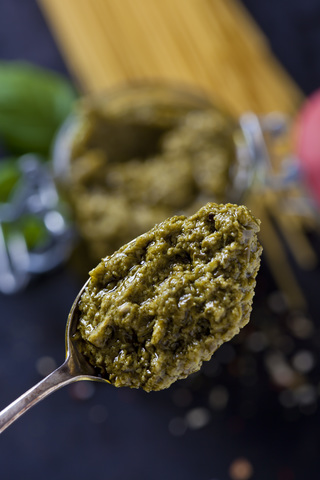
[76,202,262,392]
[67,87,236,262]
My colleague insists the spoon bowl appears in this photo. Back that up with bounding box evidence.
[0,279,109,434]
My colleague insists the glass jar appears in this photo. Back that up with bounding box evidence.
[53,83,242,264]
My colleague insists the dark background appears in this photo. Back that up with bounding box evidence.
[1,1,320,480]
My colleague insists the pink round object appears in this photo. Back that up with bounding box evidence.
[295,89,320,206]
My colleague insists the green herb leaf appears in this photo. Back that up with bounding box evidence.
[2,215,49,251]
[0,158,21,203]
[20,215,49,250]
[0,62,78,156]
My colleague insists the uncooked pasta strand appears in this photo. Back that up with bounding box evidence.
[38,0,303,115]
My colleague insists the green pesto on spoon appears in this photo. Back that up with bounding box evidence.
[0,202,262,433]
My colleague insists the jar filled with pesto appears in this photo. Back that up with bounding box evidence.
[53,84,250,264]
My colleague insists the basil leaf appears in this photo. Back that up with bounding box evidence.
[0,158,21,203]
[20,215,49,250]
[2,215,49,251]
[0,62,77,156]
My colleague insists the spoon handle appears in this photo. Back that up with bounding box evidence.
[0,359,77,434]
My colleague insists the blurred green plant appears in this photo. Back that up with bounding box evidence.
[0,61,77,156]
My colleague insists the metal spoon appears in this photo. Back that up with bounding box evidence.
[0,280,109,434]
